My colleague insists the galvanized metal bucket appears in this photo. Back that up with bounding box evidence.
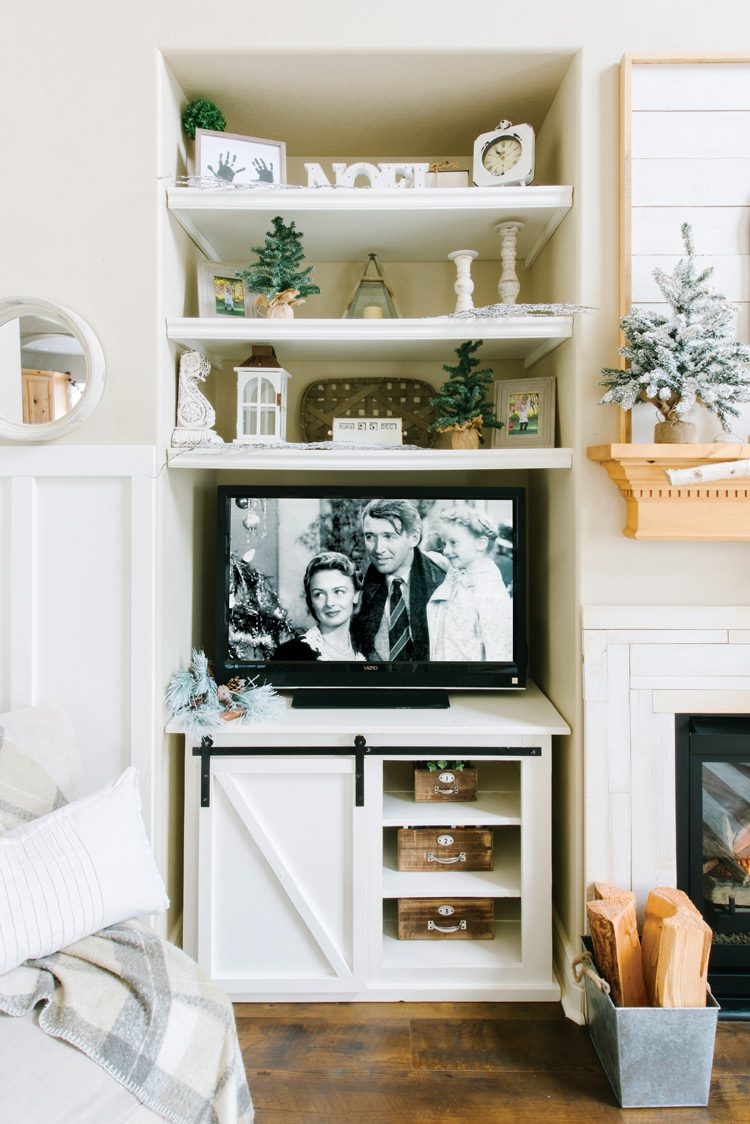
[577,937,719,1108]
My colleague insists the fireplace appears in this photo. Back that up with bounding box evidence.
[676,715,750,1018]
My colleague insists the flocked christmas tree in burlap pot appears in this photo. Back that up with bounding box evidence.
[238,216,320,319]
[601,223,750,443]
[430,340,503,448]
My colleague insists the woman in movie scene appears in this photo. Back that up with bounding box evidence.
[427,508,513,662]
[272,551,366,661]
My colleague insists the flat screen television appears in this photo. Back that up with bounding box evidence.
[216,485,526,707]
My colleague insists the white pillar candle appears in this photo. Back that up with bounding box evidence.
[362,304,385,319]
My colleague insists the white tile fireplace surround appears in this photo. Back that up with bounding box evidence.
[582,606,750,911]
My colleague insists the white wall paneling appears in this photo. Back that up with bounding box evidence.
[621,57,750,443]
[0,446,160,839]
[582,605,750,915]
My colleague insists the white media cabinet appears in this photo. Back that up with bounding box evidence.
[176,684,568,1002]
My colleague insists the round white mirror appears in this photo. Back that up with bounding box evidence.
[0,296,105,441]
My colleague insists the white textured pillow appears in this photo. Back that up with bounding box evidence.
[0,767,168,975]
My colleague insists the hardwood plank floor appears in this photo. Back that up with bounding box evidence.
[235,1002,750,1123]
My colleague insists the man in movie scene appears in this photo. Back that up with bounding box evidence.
[354,498,447,662]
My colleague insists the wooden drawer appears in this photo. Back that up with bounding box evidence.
[397,898,494,940]
[413,766,477,802]
[397,827,493,872]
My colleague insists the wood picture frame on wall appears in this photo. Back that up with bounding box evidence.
[493,376,556,449]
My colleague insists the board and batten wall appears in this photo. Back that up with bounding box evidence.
[623,57,750,443]
[0,446,166,915]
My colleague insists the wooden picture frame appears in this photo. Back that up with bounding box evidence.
[195,129,286,187]
[197,262,258,318]
[493,376,556,449]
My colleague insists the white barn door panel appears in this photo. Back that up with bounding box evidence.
[199,756,366,998]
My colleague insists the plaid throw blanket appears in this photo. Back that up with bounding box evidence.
[0,923,253,1124]
[0,709,253,1123]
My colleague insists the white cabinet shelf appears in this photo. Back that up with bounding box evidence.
[382,790,521,826]
[167,445,573,472]
[166,184,573,265]
[166,314,573,367]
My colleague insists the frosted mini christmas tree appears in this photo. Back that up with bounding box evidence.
[601,223,750,439]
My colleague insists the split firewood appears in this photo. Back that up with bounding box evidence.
[641,887,711,1008]
[586,895,648,1007]
[592,882,636,906]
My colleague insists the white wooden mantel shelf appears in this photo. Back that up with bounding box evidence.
[166,315,573,368]
[166,184,573,265]
[167,445,573,471]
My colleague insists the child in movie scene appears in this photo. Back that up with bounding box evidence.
[427,508,512,662]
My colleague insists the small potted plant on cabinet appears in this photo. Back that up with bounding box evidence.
[414,759,477,802]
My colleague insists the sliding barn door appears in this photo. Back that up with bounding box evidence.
[198,756,366,997]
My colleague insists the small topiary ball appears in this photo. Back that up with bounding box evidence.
[182,98,226,140]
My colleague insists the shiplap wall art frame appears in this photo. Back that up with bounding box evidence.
[619,55,750,443]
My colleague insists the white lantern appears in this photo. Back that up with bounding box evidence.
[234,360,290,444]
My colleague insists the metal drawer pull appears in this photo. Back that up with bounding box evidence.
[427,919,467,933]
[426,851,466,864]
[434,785,459,795]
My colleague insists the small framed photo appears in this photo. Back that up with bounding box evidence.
[195,129,286,187]
[493,376,556,448]
[198,261,257,318]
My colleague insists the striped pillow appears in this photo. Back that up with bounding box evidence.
[0,768,168,975]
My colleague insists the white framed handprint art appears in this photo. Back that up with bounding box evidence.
[195,130,286,187]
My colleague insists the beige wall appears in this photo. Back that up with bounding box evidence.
[4,0,750,954]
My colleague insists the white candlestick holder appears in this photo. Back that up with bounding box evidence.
[447,249,479,313]
[494,221,525,304]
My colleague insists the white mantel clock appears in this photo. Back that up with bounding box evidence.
[472,120,535,187]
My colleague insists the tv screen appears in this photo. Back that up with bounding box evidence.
[216,485,526,702]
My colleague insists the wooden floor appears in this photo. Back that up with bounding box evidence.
[235,1002,750,1123]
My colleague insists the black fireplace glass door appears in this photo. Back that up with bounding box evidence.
[676,715,750,1015]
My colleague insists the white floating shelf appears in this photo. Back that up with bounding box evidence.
[166,315,573,367]
[166,184,573,266]
[167,445,573,472]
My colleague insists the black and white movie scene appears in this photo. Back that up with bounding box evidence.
[226,496,515,663]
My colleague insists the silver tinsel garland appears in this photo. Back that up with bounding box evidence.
[444,303,594,319]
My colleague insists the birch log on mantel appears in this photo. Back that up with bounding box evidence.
[666,459,750,486]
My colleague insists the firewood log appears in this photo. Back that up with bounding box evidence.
[641,887,712,1008]
[586,897,648,1007]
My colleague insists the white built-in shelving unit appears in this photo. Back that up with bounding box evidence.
[165,181,574,469]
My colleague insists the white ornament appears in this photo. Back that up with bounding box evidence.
[171,350,224,448]
[495,221,525,305]
[447,249,479,314]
